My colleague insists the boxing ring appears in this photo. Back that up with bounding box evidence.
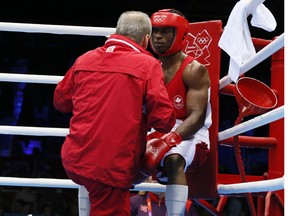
[0,0,284,215]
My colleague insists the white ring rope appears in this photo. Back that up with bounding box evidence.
[0,105,283,137]
[0,176,168,191]
[0,176,283,194]
[0,22,115,36]
[0,0,265,37]
[0,73,62,84]
[0,125,68,136]
[0,33,283,88]
[218,106,284,141]
[217,176,284,195]
[0,177,77,189]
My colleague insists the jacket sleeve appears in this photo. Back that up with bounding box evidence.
[145,60,176,133]
[53,65,75,113]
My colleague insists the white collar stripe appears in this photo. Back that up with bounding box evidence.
[106,38,141,52]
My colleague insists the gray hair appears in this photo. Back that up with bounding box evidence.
[115,11,152,44]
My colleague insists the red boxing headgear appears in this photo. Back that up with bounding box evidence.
[150,9,189,56]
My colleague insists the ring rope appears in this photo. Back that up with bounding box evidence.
[218,106,284,141]
[0,21,283,90]
[0,73,62,84]
[217,176,284,195]
[0,125,68,136]
[0,33,282,89]
[0,22,115,36]
[0,176,283,194]
[0,0,265,37]
[0,106,283,138]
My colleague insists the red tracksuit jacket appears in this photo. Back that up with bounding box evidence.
[53,34,175,189]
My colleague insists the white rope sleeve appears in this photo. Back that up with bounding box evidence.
[218,106,284,141]
[0,125,68,136]
[0,108,282,138]
[0,176,283,194]
[217,176,284,194]
[0,22,115,36]
[0,73,63,84]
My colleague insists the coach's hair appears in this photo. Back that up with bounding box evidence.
[116,11,152,44]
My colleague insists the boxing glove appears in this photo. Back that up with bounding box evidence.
[160,131,182,147]
[133,132,182,184]
[146,130,165,141]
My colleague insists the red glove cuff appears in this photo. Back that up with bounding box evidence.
[147,131,166,141]
[160,131,182,148]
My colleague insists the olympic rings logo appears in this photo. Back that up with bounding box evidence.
[153,15,166,23]
[196,37,210,44]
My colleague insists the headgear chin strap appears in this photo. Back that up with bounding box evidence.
[150,9,189,56]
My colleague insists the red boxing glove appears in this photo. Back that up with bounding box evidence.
[133,132,182,184]
[146,131,165,141]
[160,131,182,147]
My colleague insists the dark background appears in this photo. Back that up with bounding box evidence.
[0,0,284,215]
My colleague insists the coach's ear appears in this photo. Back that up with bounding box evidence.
[141,34,150,49]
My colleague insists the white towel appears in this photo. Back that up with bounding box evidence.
[218,0,277,83]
